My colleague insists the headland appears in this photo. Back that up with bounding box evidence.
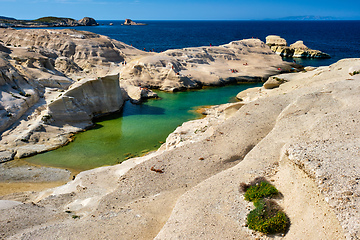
[0,16,98,28]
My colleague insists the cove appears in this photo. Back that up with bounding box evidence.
[25,83,261,171]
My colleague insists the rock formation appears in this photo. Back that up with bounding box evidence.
[266,35,330,58]
[77,17,98,26]
[122,19,146,26]
[0,28,150,160]
[265,35,287,46]
[0,28,299,161]
[48,74,124,123]
[1,58,359,239]
[120,39,297,91]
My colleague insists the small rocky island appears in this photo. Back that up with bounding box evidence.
[0,16,98,28]
[266,35,330,58]
[122,19,146,25]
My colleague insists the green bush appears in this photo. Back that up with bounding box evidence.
[350,70,360,76]
[247,200,288,234]
[243,180,289,235]
[244,181,278,202]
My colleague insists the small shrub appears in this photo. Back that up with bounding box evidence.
[247,199,289,234]
[350,70,360,76]
[244,181,278,202]
[41,114,52,122]
[243,179,289,235]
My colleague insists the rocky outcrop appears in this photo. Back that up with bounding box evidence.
[122,19,146,26]
[1,59,359,239]
[265,35,287,46]
[0,28,148,80]
[0,28,150,161]
[77,17,98,26]
[120,39,297,91]
[48,74,124,123]
[266,35,330,58]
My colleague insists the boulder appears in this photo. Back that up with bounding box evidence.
[263,76,287,89]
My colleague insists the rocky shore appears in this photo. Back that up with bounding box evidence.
[0,28,359,239]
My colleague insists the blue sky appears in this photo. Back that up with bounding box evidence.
[1,0,360,20]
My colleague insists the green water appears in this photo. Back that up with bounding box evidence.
[26,83,261,171]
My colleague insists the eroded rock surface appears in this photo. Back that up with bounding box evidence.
[120,39,295,91]
[1,59,359,239]
[0,29,298,161]
[266,35,330,58]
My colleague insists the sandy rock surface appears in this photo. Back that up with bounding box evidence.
[0,58,359,239]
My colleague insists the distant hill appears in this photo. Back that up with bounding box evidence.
[0,16,16,20]
[276,15,337,20]
[0,16,98,28]
[34,16,76,23]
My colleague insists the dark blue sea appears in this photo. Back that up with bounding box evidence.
[68,20,360,67]
[25,20,360,170]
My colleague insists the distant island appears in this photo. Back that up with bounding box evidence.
[268,15,337,20]
[122,19,146,26]
[0,16,98,28]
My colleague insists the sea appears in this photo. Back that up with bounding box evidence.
[25,20,360,171]
[71,20,360,67]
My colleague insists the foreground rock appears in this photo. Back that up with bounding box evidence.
[1,58,359,239]
[266,35,330,58]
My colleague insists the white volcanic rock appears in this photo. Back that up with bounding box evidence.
[266,35,287,46]
[0,55,41,133]
[48,74,124,123]
[120,39,294,91]
[0,28,149,79]
[266,35,330,58]
[1,59,359,239]
[121,82,158,103]
[0,28,149,161]
[289,40,308,49]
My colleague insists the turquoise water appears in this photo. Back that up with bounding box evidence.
[26,83,261,171]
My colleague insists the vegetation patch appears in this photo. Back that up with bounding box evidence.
[273,77,288,84]
[244,181,278,202]
[241,178,289,235]
[34,16,75,23]
[349,70,360,76]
